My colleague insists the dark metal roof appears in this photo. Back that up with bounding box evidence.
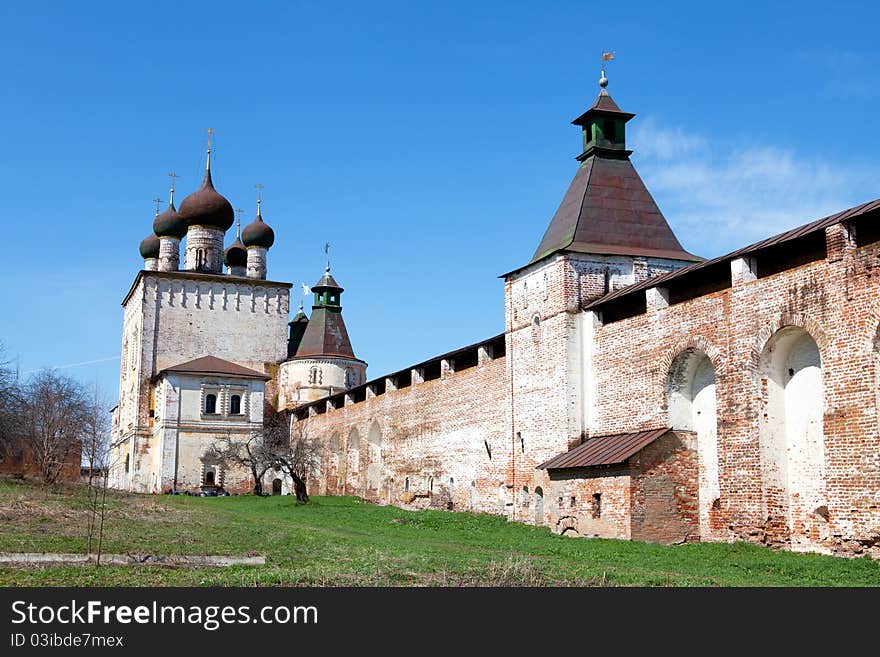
[571,90,635,125]
[293,307,357,359]
[155,355,269,381]
[292,333,505,416]
[585,198,880,311]
[537,428,670,470]
[529,155,702,266]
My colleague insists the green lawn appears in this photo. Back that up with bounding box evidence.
[0,476,878,586]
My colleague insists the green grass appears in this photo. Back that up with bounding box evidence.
[0,476,878,586]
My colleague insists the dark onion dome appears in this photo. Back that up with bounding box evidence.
[178,168,235,231]
[241,209,275,249]
[223,237,247,268]
[153,202,186,238]
[139,232,160,259]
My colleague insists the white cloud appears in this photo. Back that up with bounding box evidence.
[631,120,879,257]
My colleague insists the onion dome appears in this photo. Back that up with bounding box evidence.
[241,196,275,249]
[224,215,248,267]
[153,201,186,238]
[178,145,235,231]
[139,232,160,259]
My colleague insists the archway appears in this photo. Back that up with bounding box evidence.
[668,348,719,539]
[534,487,544,525]
[272,478,282,495]
[758,326,825,550]
[366,421,383,493]
[346,428,360,495]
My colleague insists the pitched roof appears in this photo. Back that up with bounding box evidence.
[293,308,357,359]
[156,355,269,380]
[585,197,880,311]
[530,156,702,265]
[537,428,671,470]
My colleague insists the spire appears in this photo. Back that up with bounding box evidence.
[236,208,243,239]
[524,56,702,268]
[255,183,264,220]
[325,242,331,272]
[205,128,213,172]
[168,172,178,207]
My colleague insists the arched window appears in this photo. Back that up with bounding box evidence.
[534,487,543,524]
[531,315,541,341]
[522,486,529,507]
[345,368,356,388]
[428,477,434,493]
[205,393,217,414]
[759,326,825,550]
[229,394,241,415]
[668,348,719,540]
[404,477,410,492]
[308,366,322,385]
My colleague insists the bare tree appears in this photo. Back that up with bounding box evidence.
[205,430,275,496]
[17,369,87,486]
[82,384,110,555]
[266,412,320,502]
[0,341,21,463]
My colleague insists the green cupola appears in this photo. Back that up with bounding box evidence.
[570,76,635,162]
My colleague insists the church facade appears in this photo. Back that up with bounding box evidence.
[112,80,880,557]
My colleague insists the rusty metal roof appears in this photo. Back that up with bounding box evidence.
[528,155,702,267]
[585,198,880,311]
[293,307,359,360]
[155,355,269,381]
[536,428,671,470]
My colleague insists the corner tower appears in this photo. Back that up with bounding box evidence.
[277,266,367,408]
[502,65,701,520]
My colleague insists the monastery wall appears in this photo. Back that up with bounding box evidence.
[294,346,510,515]
[583,222,880,555]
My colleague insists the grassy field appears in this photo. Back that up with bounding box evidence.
[0,476,878,586]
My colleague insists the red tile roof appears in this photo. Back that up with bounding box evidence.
[536,428,671,470]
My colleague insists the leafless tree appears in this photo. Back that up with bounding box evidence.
[205,430,275,496]
[0,341,21,462]
[82,383,110,555]
[266,412,320,502]
[17,369,88,486]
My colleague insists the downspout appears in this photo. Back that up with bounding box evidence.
[172,380,181,492]
[507,281,517,521]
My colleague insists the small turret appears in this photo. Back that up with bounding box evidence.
[153,174,184,271]
[241,184,274,280]
[224,210,248,277]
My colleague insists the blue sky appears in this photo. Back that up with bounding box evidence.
[1,1,879,400]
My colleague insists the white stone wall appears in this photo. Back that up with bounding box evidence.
[184,227,224,273]
[110,271,290,493]
[158,237,180,272]
[154,372,265,493]
[277,356,367,408]
[246,246,267,280]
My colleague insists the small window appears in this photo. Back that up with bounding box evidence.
[603,119,616,143]
[230,394,241,415]
[570,496,577,508]
[592,493,602,518]
[429,477,434,493]
[345,368,356,388]
[522,486,529,507]
[531,315,540,341]
[308,366,322,385]
[404,477,410,492]
[205,393,217,414]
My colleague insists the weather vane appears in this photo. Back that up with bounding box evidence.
[600,51,615,90]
